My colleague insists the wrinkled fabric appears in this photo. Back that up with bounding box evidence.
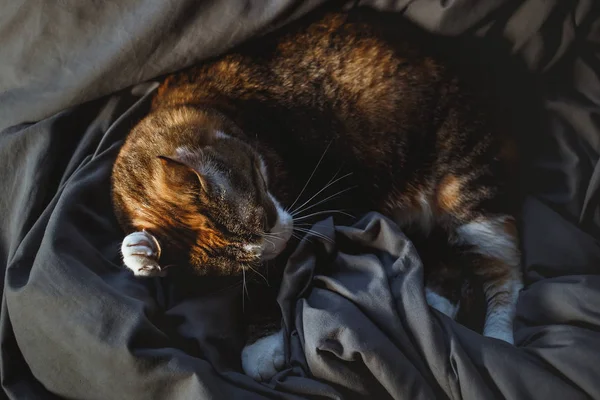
[1,0,600,399]
[280,211,600,400]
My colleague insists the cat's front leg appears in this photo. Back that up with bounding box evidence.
[241,328,285,381]
[120,231,166,277]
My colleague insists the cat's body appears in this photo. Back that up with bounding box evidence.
[112,9,522,381]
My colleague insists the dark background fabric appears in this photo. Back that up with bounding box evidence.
[1,0,600,399]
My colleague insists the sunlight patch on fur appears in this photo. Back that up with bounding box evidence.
[425,288,459,319]
[456,217,519,266]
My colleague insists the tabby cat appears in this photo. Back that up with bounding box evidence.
[111,8,523,381]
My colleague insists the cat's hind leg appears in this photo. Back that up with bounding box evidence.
[120,230,166,277]
[425,287,459,319]
[455,216,523,344]
[241,329,285,381]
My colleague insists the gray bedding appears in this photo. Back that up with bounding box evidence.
[1,1,600,399]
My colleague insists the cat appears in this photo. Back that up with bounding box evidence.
[111,8,523,381]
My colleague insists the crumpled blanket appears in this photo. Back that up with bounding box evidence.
[1,1,600,399]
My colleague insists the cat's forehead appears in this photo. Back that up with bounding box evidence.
[174,131,251,163]
[174,136,259,193]
[213,132,268,177]
[175,145,197,159]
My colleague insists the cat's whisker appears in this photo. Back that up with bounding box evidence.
[322,164,346,189]
[242,268,248,311]
[294,226,330,238]
[293,185,357,218]
[291,232,303,240]
[291,229,322,244]
[247,265,269,285]
[262,232,281,240]
[291,172,353,217]
[294,209,355,221]
[290,172,352,217]
[261,229,281,238]
[219,281,244,295]
[262,237,276,250]
[265,238,280,248]
[287,140,333,212]
[293,227,334,243]
[262,237,278,246]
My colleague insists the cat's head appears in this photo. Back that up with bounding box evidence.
[121,109,293,275]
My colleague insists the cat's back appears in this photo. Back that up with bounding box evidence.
[271,11,447,106]
[153,10,449,118]
[146,8,506,203]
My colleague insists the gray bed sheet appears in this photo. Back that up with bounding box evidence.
[1,1,600,399]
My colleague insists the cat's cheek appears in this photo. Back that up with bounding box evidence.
[261,194,293,260]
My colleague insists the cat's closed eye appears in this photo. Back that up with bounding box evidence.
[254,160,268,190]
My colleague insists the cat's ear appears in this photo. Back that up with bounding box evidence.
[157,155,207,192]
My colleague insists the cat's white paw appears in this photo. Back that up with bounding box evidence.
[484,324,515,344]
[121,231,165,277]
[425,288,459,319]
[241,329,285,381]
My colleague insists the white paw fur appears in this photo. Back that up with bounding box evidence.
[484,327,515,344]
[241,329,285,381]
[482,278,523,345]
[456,217,522,345]
[121,231,165,277]
[425,288,459,319]
[456,217,520,266]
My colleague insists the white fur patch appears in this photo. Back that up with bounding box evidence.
[482,277,523,344]
[215,130,230,139]
[390,194,434,234]
[261,194,293,260]
[175,146,194,159]
[243,244,260,253]
[241,329,285,381]
[121,231,165,277]
[425,288,459,319]
[418,194,434,234]
[456,217,519,266]
[456,217,522,344]
[243,244,262,259]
